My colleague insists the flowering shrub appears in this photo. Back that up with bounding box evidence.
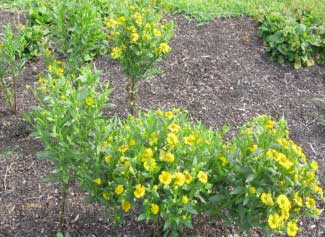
[207,115,324,236]
[105,0,174,114]
[79,111,323,236]
[79,109,227,235]
[27,65,111,227]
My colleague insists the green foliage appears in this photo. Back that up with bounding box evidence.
[49,0,107,70]
[0,24,27,113]
[258,9,325,68]
[207,115,324,236]
[27,65,111,187]
[79,109,226,235]
[19,24,47,60]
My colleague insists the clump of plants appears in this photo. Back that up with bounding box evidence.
[258,9,325,69]
[79,109,227,235]
[50,0,107,71]
[27,64,111,229]
[78,111,323,236]
[105,0,174,114]
[0,24,27,114]
[207,115,324,236]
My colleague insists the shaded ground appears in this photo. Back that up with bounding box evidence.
[1,13,325,237]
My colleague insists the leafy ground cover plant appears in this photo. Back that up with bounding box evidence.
[258,9,325,69]
[0,24,26,113]
[26,64,111,229]
[79,109,228,235]
[105,0,174,114]
[207,115,324,236]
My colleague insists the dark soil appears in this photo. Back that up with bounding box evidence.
[1,12,325,237]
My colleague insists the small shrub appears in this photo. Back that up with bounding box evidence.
[50,0,106,71]
[207,115,324,236]
[105,0,174,114]
[26,65,111,228]
[0,24,27,114]
[79,109,227,235]
[258,9,325,69]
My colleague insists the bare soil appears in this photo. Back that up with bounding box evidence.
[0,13,324,237]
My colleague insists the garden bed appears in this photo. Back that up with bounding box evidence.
[0,13,324,236]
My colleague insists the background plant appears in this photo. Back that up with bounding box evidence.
[258,9,324,69]
[207,115,324,236]
[105,0,174,114]
[0,24,26,114]
[26,65,111,229]
[49,0,106,72]
[79,109,227,236]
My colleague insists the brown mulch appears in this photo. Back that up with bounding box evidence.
[1,12,325,237]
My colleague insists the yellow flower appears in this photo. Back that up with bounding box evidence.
[159,150,175,163]
[219,156,228,166]
[197,171,208,184]
[277,153,294,170]
[281,208,290,221]
[277,194,291,210]
[134,12,143,25]
[130,32,139,42]
[130,5,136,11]
[293,193,303,207]
[117,16,126,23]
[106,18,118,28]
[149,132,158,143]
[121,201,131,212]
[143,157,157,171]
[305,197,316,209]
[313,185,323,197]
[174,172,186,186]
[168,123,180,133]
[287,221,299,236]
[184,170,193,184]
[38,77,45,83]
[102,192,110,200]
[86,97,94,106]
[134,184,146,199]
[115,185,124,195]
[164,111,174,119]
[310,160,318,171]
[143,148,153,159]
[249,144,258,152]
[153,29,162,37]
[55,67,64,76]
[184,135,196,146]
[159,171,172,186]
[268,213,280,229]
[277,138,288,147]
[261,193,274,206]
[157,43,171,54]
[111,47,122,59]
[94,178,102,185]
[151,203,159,214]
[118,145,128,153]
[182,195,189,204]
[167,133,178,146]
[265,120,275,129]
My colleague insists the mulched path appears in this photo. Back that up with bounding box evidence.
[0,12,324,237]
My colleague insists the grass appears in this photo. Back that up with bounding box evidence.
[165,0,325,22]
[1,0,324,22]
